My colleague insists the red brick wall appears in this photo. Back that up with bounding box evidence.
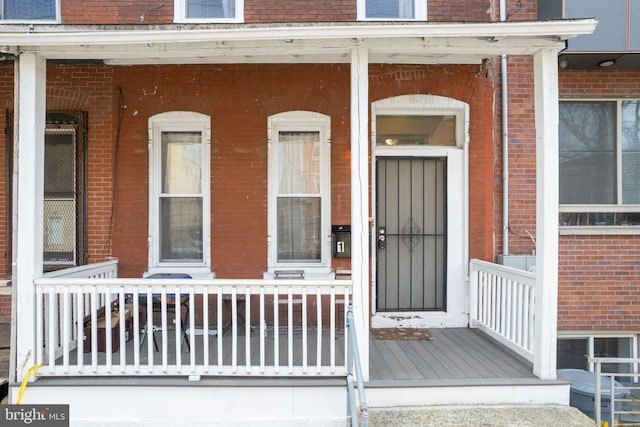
[107,63,496,276]
[245,0,356,22]
[0,64,11,282]
[497,64,640,332]
[46,65,117,265]
[369,63,496,261]
[495,55,538,257]
[0,294,9,323]
[62,1,173,24]
[111,64,353,278]
[556,69,640,331]
[428,0,491,21]
[558,235,640,330]
[0,61,495,318]
[59,0,508,24]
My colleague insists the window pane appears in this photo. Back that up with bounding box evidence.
[365,0,414,18]
[595,337,633,374]
[45,132,75,195]
[278,131,320,194]
[559,102,616,204]
[622,101,640,204]
[376,115,456,146]
[277,197,320,262]
[161,132,202,195]
[186,0,235,18]
[160,198,203,262]
[4,0,55,20]
[557,338,588,370]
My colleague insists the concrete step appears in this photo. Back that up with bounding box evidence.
[367,405,594,427]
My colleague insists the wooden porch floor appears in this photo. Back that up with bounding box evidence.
[54,326,535,385]
[368,327,536,386]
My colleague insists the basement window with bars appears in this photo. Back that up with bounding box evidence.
[559,99,640,233]
[174,0,243,23]
[0,0,57,21]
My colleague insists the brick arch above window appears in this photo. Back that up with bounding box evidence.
[47,88,90,111]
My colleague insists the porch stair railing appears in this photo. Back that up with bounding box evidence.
[345,307,368,427]
[586,356,640,427]
[469,259,535,363]
[34,268,352,378]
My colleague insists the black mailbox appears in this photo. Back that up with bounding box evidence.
[332,225,351,258]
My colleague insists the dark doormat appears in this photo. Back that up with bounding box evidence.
[371,327,433,340]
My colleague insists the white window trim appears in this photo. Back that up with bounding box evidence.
[174,0,244,23]
[370,95,469,327]
[147,111,212,278]
[0,0,60,23]
[357,0,427,21]
[265,111,332,279]
[559,98,640,235]
[558,332,639,374]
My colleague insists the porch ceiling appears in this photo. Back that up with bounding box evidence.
[0,20,597,65]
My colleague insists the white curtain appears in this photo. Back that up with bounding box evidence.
[277,131,321,261]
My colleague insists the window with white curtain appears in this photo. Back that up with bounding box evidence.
[559,100,640,230]
[358,0,426,20]
[267,112,331,277]
[148,112,211,275]
[174,0,243,22]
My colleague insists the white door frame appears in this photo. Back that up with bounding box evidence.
[370,95,470,328]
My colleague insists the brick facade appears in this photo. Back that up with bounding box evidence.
[497,64,640,332]
[2,63,490,280]
[59,0,499,25]
[0,0,631,335]
[556,69,640,331]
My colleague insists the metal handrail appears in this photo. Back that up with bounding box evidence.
[586,356,640,427]
[346,307,368,427]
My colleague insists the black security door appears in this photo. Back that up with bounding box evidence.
[376,157,446,311]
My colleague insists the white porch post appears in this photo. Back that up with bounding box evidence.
[533,47,559,380]
[350,46,370,380]
[14,53,46,382]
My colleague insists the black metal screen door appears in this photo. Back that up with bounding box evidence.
[376,158,446,311]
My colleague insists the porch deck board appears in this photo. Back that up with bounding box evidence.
[368,327,535,384]
[452,327,532,376]
[54,327,534,385]
[66,328,347,370]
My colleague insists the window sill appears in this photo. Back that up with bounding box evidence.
[173,18,244,24]
[560,226,640,236]
[263,267,335,280]
[144,267,215,279]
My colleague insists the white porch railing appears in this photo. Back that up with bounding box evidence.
[469,259,535,362]
[43,260,119,279]
[34,271,352,378]
[40,260,120,360]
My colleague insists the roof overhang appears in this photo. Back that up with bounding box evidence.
[0,20,597,65]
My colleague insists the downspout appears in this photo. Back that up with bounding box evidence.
[500,0,509,256]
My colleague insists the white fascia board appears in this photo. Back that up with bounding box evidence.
[31,36,567,64]
[0,19,597,49]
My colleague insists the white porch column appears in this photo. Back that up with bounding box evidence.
[533,47,559,380]
[14,53,46,382]
[350,46,370,380]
